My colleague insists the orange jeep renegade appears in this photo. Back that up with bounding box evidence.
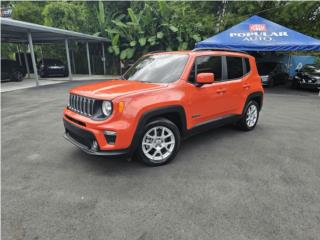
[63,49,264,166]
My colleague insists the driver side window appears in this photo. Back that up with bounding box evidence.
[188,56,222,83]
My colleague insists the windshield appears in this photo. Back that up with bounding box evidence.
[302,65,320,74]
[257,62,277,75]
[43,59,63,65]
[123,54,189,83]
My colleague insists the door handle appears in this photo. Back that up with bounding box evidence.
[243,83,250,89]
[216,88,226,94]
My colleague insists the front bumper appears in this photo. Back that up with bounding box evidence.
[47,67,67,76]
[63,118,131,158]
[295,77,320,89]
[299,82,320,90]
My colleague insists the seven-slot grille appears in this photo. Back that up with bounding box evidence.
[68,94,95,116]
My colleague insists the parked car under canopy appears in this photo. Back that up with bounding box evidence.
[292,64,320,90]
[38,58,68,78]
[1,59,26,82]
[257,62,289,87]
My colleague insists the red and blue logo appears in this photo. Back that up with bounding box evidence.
[249,24,267,32]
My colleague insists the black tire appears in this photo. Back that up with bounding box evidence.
[237,100,260,131]
[10,71,24,82]
[291,79,299,89]
[40,71,47,78]
[135,118,181,167]
[64,70,69,77]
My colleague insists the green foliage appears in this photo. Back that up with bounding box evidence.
[96,0,106,35]
[4,0,320,73]
[266,2,320,38]
[96,1,219,60]
[42,2,92,33]
[11,1,45,24]
[1,43,18,59]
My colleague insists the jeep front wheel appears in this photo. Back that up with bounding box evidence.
[136,118,181,166]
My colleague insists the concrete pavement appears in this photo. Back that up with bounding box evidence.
[2,82,320,240]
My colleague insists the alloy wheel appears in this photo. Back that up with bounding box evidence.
[17,72,23,81]
[246,104,258,127]
[142,126,175,163]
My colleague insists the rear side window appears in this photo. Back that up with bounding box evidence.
[226,57,243,79]
[244,58,250,74]
[189,56,222,82]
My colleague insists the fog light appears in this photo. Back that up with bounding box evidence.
[104,131,117,145]
[91,140,98,151]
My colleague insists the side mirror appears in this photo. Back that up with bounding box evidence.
[195,73,214,85]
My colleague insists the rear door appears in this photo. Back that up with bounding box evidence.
[222,56,249,114]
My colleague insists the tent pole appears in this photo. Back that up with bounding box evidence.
[71,49,76,74]
[287,54,291,87]
[27,31,39,86]
[16,45,22,65]
[92,54,95,74]
[86,42,92,76]
[72,41,76,74]
[23,45,30,79]
[65,39,73,81]
[40,45,44,61]
[101,42,106,75]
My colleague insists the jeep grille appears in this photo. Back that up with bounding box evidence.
[68,94,96,117]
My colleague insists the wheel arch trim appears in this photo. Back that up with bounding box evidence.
[243,91,264,114]
[130,105,187,154]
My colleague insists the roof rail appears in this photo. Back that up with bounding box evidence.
[147,50,167,54]
[192,48,248,54]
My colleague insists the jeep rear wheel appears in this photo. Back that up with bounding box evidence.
[238,100,259,131]
[136,118,181,166]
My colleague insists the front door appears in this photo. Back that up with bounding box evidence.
[187,55,230,127]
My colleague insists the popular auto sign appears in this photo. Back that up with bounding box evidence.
[195,15,320,51]
[229,23,288,41]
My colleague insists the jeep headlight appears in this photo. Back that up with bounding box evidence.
[102,101,112,117]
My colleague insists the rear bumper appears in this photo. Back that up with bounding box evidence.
[63,118,131,158]
[260,76,270,86]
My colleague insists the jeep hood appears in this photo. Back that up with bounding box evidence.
[70,79,168,100]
